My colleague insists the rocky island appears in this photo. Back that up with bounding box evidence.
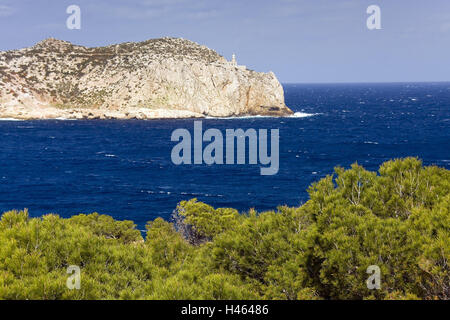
[0,38,293,120]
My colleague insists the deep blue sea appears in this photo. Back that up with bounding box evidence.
[0,83,449,230]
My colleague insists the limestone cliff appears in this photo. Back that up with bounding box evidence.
[0,38,292,120]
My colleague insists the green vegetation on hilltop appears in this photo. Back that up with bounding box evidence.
[0,158,448,300]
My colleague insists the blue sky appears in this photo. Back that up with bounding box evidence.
[1,0,450,83]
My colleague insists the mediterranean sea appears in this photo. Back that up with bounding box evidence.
[0,83,449,230]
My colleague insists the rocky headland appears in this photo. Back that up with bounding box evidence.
[0,38,292,120]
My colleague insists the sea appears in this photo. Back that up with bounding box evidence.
[0,83,449,231]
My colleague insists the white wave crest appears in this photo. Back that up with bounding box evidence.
[204,115,273,120]
[205,112,320,120]
[0,118,24,121]
[290,112,320,118]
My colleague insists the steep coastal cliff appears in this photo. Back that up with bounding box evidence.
[0,38,292,120]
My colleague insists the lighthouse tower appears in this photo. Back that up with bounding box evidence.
[231,54,237,66]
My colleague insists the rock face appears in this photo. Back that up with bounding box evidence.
[0,38,292,120]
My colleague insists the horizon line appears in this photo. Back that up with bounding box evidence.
[281,81,450,85]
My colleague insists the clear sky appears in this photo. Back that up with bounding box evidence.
[1,0,449,83]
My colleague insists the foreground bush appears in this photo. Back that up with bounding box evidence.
[0,158,448,300]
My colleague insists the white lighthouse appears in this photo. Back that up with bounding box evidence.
[230,53,246,70]
[231,53,237,66]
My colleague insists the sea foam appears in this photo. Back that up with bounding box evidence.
[0,118,24,121]
[290,112,320,118]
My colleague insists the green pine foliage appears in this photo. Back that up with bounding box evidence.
[0,158,448,300]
